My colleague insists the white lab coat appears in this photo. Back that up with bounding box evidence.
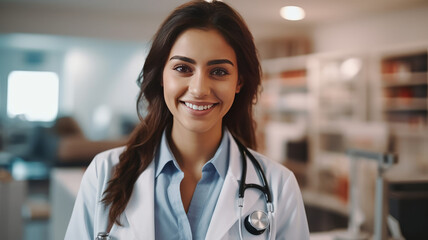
[65,131,309,240]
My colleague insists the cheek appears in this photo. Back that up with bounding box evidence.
[219,85,239,108]
[162,71,174,95]
[162,74,185,104]
[162,74,174,103]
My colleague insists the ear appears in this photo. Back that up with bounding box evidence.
[235,76,243,93]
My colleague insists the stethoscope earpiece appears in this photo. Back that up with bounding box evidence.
[244,210,269,235]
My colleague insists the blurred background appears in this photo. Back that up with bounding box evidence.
[0,0,428,239]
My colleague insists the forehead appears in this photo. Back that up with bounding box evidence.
[168,28,237,63]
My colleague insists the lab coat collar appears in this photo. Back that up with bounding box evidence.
[205,130,264,240]
[124,159,156,240]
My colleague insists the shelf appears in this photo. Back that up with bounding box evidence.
[382,72,427,87]
[383,98,427,111]
[380,51,428,130]
[282,79,308,89]
[320,78,355,88]
[385,168,428,182]
[260,92,310,113]
[263,77,308,91]
[317,151,348,162]
[317,119,351,131]
[381,52,427,74]
[389,123,428,138]
[320,97,353,105]
[267,108,308,114]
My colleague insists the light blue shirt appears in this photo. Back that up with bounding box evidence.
[154,130,229,240]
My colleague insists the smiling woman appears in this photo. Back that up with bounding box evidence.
[65,1,309,239]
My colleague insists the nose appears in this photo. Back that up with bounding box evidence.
[189,72,210,98]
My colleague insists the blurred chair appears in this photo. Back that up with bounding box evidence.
[53,116,128,166]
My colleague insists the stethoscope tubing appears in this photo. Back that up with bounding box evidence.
[233,136,274,240]
[234,136,273,204]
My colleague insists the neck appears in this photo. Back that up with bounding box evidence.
[169,125,222,170]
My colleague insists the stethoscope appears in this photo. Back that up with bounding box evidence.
[96,137,274,240]
[233,136,274,240]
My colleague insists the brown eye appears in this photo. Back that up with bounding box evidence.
[211,68,229,77]
[174,65,192,73]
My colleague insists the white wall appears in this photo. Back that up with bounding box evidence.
[311,5,428,53]
[61,40,147,139]
[0,34,148,140]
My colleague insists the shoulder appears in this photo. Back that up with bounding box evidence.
[92,146,126,167]
[82,146,126,185]
[75,147,126,209]
[247,149,302,199]
[92,146,125,170]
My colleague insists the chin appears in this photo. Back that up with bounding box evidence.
[175,119,222,135]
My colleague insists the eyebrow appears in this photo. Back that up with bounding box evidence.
[170,55,196,64]
[169,55,234,66]
[207,59,234,66]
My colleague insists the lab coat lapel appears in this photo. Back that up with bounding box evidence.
[206,133,263,240]
[124,159,155,240]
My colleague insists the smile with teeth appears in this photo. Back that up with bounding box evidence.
[184,102,215,111]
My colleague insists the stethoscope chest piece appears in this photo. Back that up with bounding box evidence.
[96,232,111,240]
[244,210,269,235]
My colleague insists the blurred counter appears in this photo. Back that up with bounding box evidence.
[50,167,85,240]
[0,175,27,240]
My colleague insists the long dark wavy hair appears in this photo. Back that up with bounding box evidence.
[102,0,261,229]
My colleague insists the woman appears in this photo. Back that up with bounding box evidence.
[65,1,309,239]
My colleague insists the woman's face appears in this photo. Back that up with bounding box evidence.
[163,28,241,135]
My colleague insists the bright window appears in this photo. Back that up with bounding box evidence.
[7,71,59,122]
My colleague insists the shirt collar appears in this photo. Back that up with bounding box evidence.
[155,130,177,178]
[155,129,230,179]
[207,130,229,179]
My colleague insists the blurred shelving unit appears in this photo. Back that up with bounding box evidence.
[259,55,310,120]
[373,47,428,138]
[311,54,368,123]
[256,55,312,186]
[257,52,369,212]
[370,44,428,184]
[308,52,369,194]
[258,43,428,234]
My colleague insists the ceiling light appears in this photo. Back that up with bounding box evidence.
[280,6,305,21]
